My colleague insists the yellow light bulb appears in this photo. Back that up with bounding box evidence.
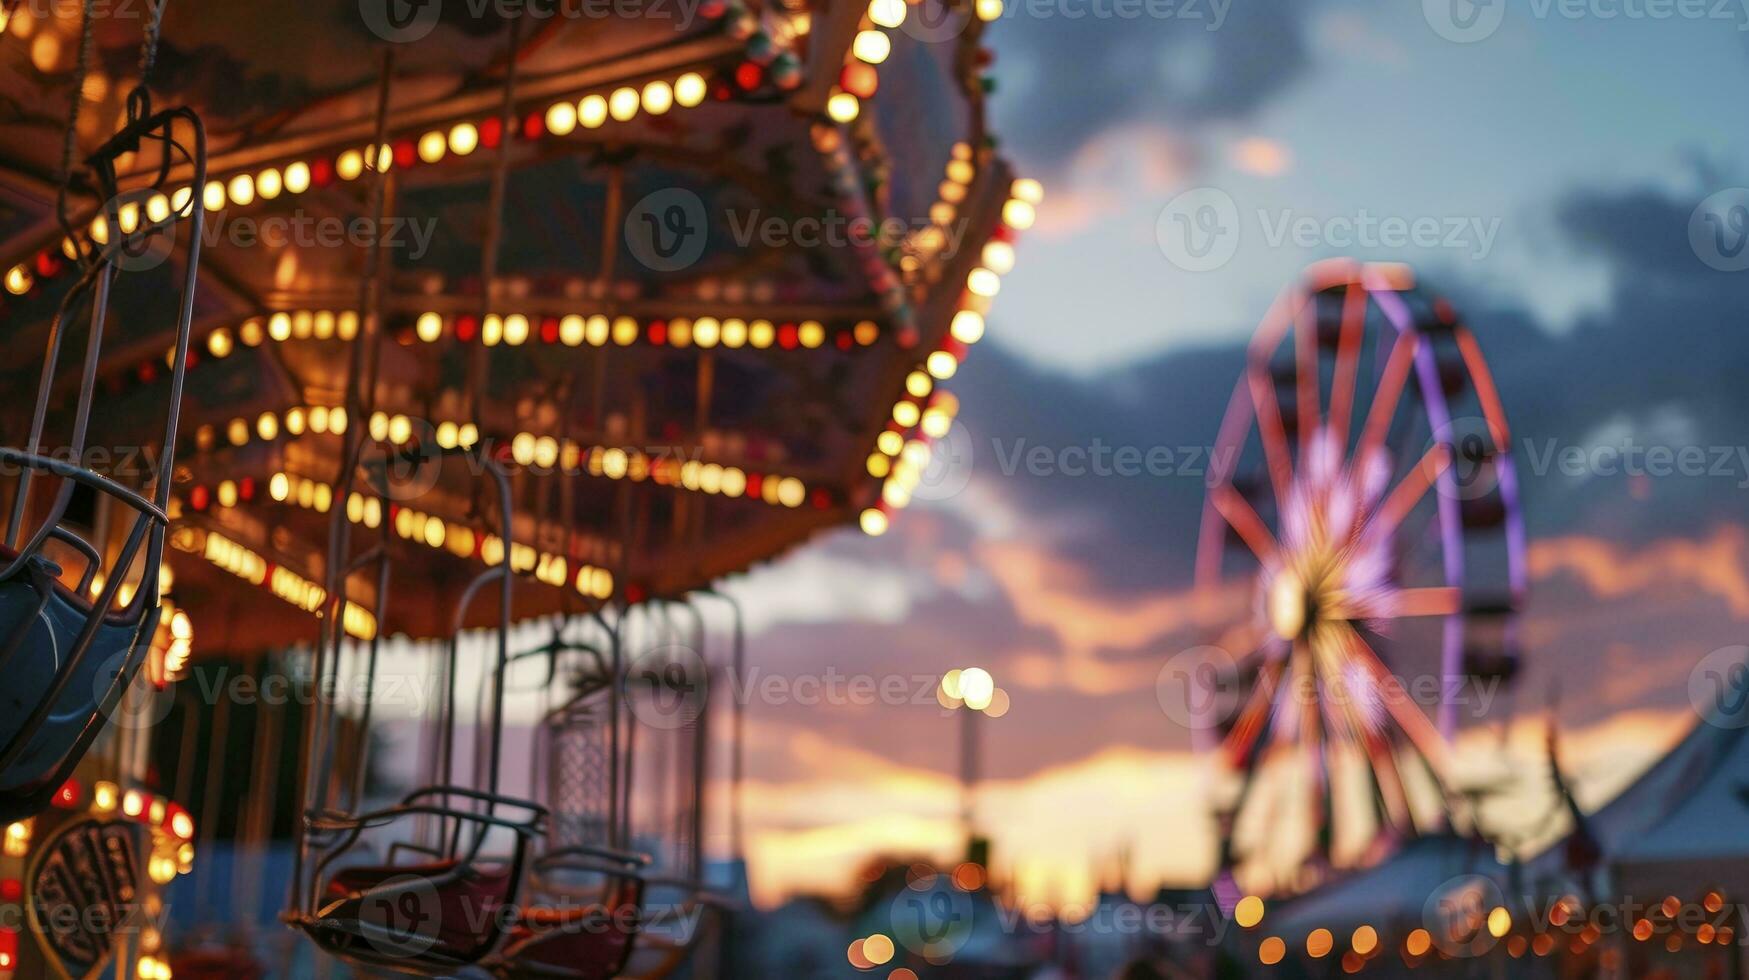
[674,72,707,108]
[450,123,480,156]
[852,30,891,63]
[826,92,860,123]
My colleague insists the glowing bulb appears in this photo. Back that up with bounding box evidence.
[860,508,889,536]
[336,149,364,180]
[560,314,585,345]
[579,94,608,128]
[967,267,1001,297]
[416,312,443,342]
[642,80,674,115]
[869,0,905,27]
[950,309,985,344]
[546,100,578,136]
[1259,937,1286,965]
[925,350,958,379]
[1012,177,1045,203]
[674,72,707,107]
[959,667,995,710]
[608,87,640,121]
[981,240,1015,275]
[826,92,860,123]
[449,122,479,155]
[852,30,891,63]
[404,133,440,167]
[284,161,312,194]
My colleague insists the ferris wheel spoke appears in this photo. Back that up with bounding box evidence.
[1370,443,1450,540]
[1247,366,1296,508]
[1336,625,1451,782]
[1221,656,1286,768]
[1357,331,1420,466]
[1211,484,1280,564]
[1325,284,1368,457]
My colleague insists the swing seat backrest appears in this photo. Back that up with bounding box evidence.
[0,552,155,816]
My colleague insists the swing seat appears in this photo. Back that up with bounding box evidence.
[0,553,154,816]
[500,886,643,979]
[313,858,518,964]
[498,847,649,979]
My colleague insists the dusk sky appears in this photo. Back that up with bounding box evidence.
[708,0,1749,906]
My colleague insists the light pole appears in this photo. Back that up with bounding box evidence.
[939,667,1010,863]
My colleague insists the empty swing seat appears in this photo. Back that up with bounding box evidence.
[0,553,153,812]
[500,880,644,980]
[313,858,518,963]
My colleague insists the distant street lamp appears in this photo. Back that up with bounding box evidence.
[939,668,1010,857]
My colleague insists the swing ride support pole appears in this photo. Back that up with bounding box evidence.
[696,588,747,863]
[289,45,394,917]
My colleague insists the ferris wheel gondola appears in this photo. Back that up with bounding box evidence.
[1192,260,1527,900]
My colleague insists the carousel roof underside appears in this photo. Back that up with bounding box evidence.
[0,0,1033,650]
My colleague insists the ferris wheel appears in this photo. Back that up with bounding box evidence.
[1191,260,1527,898]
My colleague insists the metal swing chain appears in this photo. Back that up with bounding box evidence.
[57,0,175,266]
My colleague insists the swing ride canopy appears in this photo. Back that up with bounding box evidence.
[0,0,1035,650]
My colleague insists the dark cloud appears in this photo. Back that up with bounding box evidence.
[986,0,1319,172]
